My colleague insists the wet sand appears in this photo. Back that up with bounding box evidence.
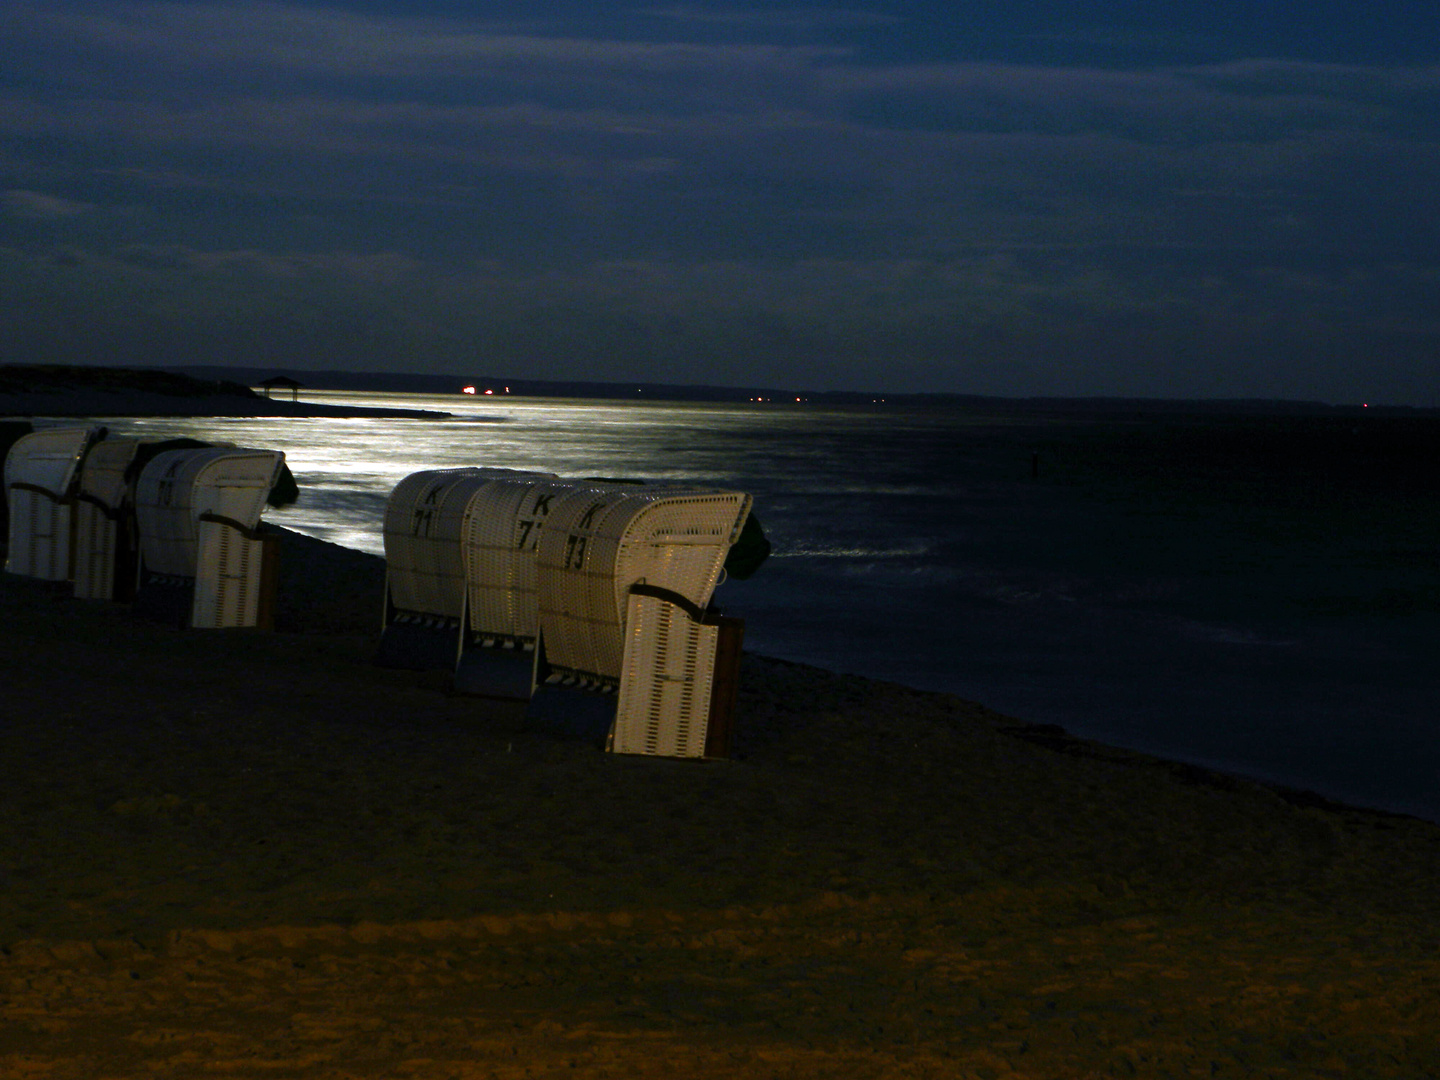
[2,529,1439,1078]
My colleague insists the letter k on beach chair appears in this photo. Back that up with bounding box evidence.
[3,425,100,581]
[133,447,288,629]
[528,486,752,758]
[375,468,557,675]
[453,474,603,711]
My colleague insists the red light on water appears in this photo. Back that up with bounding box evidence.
[462,385,477,395]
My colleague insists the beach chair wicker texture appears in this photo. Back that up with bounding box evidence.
[444,474,604,703]
[3,426,96,581]
[72,437,143,600]
[191,452,286,629]
[135,448,286,629]
[377,468,557,673]
[383,469,557,621]
[383,470,480,621]
[533,487,751,756]
[535,488,751,681]
[137,448,248,578]
[461,476,605,642]
[611,589,721,757]
[193,511,272,629]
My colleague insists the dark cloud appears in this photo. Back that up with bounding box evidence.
[3,189,94,218]
[1,0,1437,402]
[645,6,900,34]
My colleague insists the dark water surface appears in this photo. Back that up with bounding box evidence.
[95,395,1440,821]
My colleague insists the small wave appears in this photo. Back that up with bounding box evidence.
[1174,620,1299,647]
[773,545,932,559]
[982,585,1078,604]
[792,484,942,497]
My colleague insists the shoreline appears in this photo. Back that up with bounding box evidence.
[3,526,1440,1075]
[268,526,1436,828]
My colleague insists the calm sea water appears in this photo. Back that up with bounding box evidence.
[90,391,1440,822]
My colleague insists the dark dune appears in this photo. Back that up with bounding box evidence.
[0,364,450,418]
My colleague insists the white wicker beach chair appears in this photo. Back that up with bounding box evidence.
[377,468,556,673]
[72,437,143,601]
[134,447,287,629]
[532,487,752,756]
[3,425,98,581]
[452,475,614,703]
[612,589,745,758]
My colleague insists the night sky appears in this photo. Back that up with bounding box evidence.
[3,1,1438,402]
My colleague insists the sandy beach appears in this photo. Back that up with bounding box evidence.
[2,524,1438,1078]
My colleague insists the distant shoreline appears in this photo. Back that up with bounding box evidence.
[6,361,1439,417]
[0,389,452,419]
[171,363,1439,416]
[0,363,453,419]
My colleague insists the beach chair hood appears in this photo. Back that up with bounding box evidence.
[4,425,101,580]
[535,487,752,681]
[135,447,287,578]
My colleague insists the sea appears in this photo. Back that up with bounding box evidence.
[87,390,1440,823]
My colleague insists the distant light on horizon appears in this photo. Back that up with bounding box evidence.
[462,385,477,395]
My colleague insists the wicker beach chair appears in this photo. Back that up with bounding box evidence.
[72,437,143,601]
[133,447,287,629]
[530,487,752,756]
[452,475,617,705]
[3,425,98,581]
[376,468,557,674]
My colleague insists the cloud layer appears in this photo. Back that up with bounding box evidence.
[2,1,1438,401]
